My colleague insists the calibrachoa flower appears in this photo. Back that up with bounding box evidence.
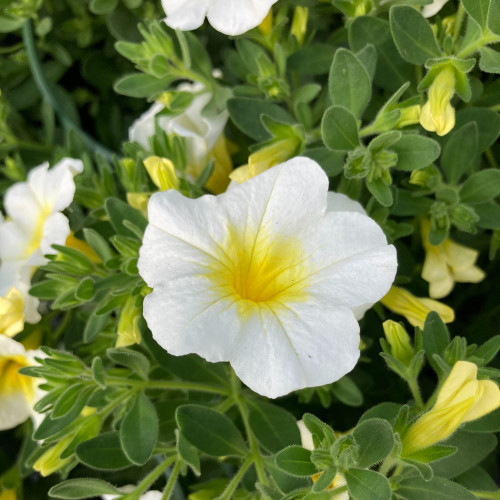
[421,219,485,299]
[129,82,231,194]
[138,157,397,398]
[0,158,83,326]
[0,336,42,431]
[381,286,454,329]
[402,361,500,456]
[161,0,279,36]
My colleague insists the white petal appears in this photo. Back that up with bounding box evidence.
[129,102,166,148]
[40,212,70,257]
[162,0,210,31]
[0,391,31,431]
[326,192,366,215]
[230,301,360,398]
[422,0,449,17]
[3,182,42,233]
[0,335,27,356]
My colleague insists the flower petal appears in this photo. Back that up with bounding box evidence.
[162,0,209,31]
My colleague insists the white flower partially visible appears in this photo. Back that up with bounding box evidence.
[0,335,43,431]
[0,158,83,326]
[139,157,397,398]
[422,0,449,18]
[162,0,279,36]
[102,486,162,500]
[129,83,231,194]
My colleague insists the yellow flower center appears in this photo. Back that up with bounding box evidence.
[210,225,311,311]
[0,355,34,400]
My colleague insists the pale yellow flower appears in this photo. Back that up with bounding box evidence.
[383,320,413,366]
[402,361,500,456]
[127,193,150,215]
[381,286,454,329]
[419,66,455,136]
[0,287,25,337]
[143,156,179,192]
[421,219,485,299]
[0,490,16,500]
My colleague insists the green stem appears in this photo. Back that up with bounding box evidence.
[452,4,465,47]
[456,32,500,58]
[22,19,115,160]
[126,456,177,499]
[216,456,253,500]
[485,148,498,168]
[379,457,397,476]
[230,372,268,486]
[471,491,500,499]
[408,377,424,409]
[489,104,500,112]
[161,459,182,500]
[103,376,230,395]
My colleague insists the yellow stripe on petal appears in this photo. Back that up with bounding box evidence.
[65,231,101,263]
[0,354,34,401]
[206,135,233,194]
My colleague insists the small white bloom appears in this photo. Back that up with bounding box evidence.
[129,83,230,193]
[139,157,397,398]
[422,0,449,18]
[0,158,83,324]
[0,335,43,431]
[162,0,279,36]
[102,486,162,500]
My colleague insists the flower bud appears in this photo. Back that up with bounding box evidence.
[116,296,142,347]
[127,193,149,215]
[395,105,421,128]
[291,7,309,45]
[420,66,456,136]
[383,320,414,366]
[143,156,179,192]
[258,10,273,36]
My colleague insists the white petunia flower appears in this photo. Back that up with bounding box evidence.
[0,335,43,430]
[139,157,397,398]
[129,83,231,194]
[162,0,279,36]
[0,158,83,325]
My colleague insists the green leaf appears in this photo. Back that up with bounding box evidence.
[453,107,500,152]
[302,147,345,177]
[330,375,363,406]
[359,402,401,425]
[473,335,500,364]
[329,48,371,118]
[83,228,115,263]
[75,278,95,302]
[89,0,118,15]
[322,106,360,151]
[176,405,247,457]
[227,98,294,142]
[390,6,441,64]
[288,44,336,75]
[488,0,500,34]
[392,134,441,171]
[120,393,158,466]
[367,179,393,207]
[353,418,394,468]
[479,46,500,73]
[275,446,317,477]
[441,122,478,184]
[0,15,25,33]
[105,198,147,240]
[401,458,434,481]
[355,44,377,81]
[49,479,120,498]
[113,73,171,98]
[345,469,391,500]
[462,0,490,29]
[423,312,450,373]
[176,430,201,475]
[106,348,150,380]
[395,476,477,499]
[431,431,497,478]
[52,384,92,420]
[405,444,456,463]
[84,312,110,343]
[76,432,131,470]
[475,201,500,229]
[248,400,301,454]
[349,17,413,92]
[312,468,337,492]
[460,169,500,204]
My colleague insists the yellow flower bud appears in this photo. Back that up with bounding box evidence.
[381,286,454,329]
[383,320,413,366]
[419,66,456,136]
[291,7,309,45]
[33,433,73,476]
[442,16,455,37]
[116,296,142,347]
[230,137,300,184]
[127,192,150,215]
[402,361,500,456]
[396,105,421,128]
[65,231,101,264]
[143,156,179,192]
[0,288,25,337]
[421,219,485,299]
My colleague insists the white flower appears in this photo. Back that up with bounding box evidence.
[0,335,43,431]
[102,486,162,500]
[422,0,449,18]
[129,83,230,194]
[162,0,279,36]
[0,158,83,324]
[138,157,397,398]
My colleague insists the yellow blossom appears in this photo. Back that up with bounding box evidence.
[0,288,25,337]
[127,193,150,215]
[258,9,273,36]
[381,286,454,329]
[33,435,73,476]
[143,156,179,192]
[421,219,485,299]
[383,320,413,366]
[402,361,500,456]
[116,296,142,347]
[419,66,456,136]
